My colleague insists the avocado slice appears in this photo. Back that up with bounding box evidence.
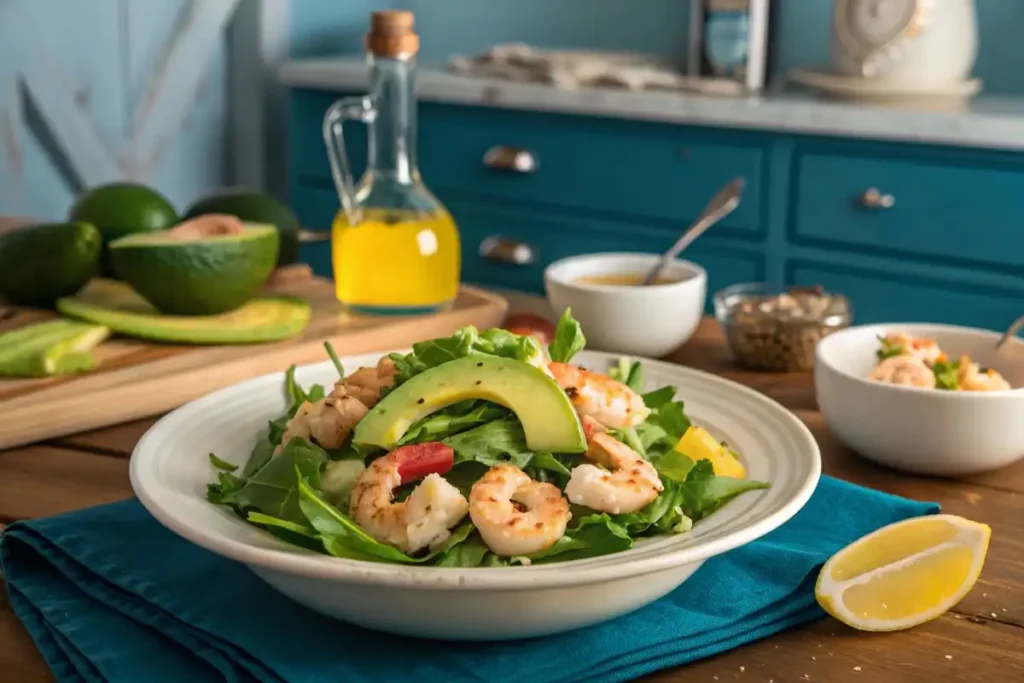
[109,220,279,315]
[0,319,110,377]
[353,355,587,453]
[56,280,310,345]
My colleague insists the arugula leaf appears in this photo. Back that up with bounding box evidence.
[642,385,677,408]
[218,438,327,524]
[386,325,547,389]
[444,417,533,468]
[242,438,276,478]
[527,452,572,476]
[931,358,962,391]
[876,334,906,362]
[399,400,508,445]
[652,449,695,483]
[653,401,692,441]
[609,358,645,392]
[208,452,238,472]
[677,460,770,521]
[324,341,344,378]
[297,479,475,564]
[433,532,491,567]
[548,308,586,363]
[529,513,633,563]
[205,471,245,505]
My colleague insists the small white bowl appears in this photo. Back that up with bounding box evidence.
[815,323,1024,476]
[544,252,707,357]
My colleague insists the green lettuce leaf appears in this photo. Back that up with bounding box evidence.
[931,358,962,391]
[678,460,770,521]
[548,308,586,364]
[652,449,695,483]
[386,325,546,389]
[608,358,645,392]
[398,400,508,445]
[214,438,327,525]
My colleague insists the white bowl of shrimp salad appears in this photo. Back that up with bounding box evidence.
[131,316,820,641]
[816,323,1024,476]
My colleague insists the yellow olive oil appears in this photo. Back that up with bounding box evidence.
[331,208,460,312]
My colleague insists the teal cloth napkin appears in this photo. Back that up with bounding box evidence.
[1,476,937,683]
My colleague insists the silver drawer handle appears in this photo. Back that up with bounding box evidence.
[861,187,895,209]
[483,146,538,173]
[480,236,536,266]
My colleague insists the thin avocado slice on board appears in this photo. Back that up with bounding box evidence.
[0,319,111,377]
[56,280,311,345]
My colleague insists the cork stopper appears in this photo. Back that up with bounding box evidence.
[365,10,419,58]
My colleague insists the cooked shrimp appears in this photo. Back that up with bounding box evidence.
[279,357,397,452]
[349,443,469,553]
[277,394,369,452]
[881,332,943,365]
[547,362,650,429]
[564,418,663,514]
[469,464,570,556]
[869,355,937,389]
[331,356,397,408]
[958,355,1012,392]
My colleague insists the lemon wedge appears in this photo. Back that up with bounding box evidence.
[815,514,991,632]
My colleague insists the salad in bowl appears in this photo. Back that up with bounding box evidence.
[205,310,769,567]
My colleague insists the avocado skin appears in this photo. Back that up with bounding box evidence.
[0,222,102,308]
[184,190,301,266]
[67,182,179,277]
[109,225,279,315]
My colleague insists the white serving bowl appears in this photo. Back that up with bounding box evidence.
[815,323,1024,476]
[131,349,819,641]
[544,253,707,357]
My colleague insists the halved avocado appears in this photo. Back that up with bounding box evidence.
[56,280,310,345]
[109,220,279,315]
[353,355,586,453]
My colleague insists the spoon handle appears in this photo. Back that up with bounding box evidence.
[996,313,1024,351]
[641,177,746,286]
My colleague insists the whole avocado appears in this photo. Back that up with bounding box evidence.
[68,182,179,276]
[0,222,102,307]
[184,189,300,265]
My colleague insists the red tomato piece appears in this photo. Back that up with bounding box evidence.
[392,442,455,484]
[504,313,556,344]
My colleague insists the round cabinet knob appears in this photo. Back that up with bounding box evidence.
[479,236,536,266]
[483,146,538,173]
[860,187,895,209]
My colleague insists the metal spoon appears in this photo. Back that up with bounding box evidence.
[995,313,1024,350]
[641,177,746,286]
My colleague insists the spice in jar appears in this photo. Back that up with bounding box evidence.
[719,285,851,372]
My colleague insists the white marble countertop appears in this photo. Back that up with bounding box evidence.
[279,57,1024,153]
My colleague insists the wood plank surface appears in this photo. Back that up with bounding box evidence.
[0,273,508,450]
[1,314,1022,683]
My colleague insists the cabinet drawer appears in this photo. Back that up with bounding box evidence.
[788,260,1024,330]
[288,89,765,236]
[452,201,764,308]
[791,151,1024,271]
[420,107,764,235]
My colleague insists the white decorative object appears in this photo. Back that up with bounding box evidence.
[831,0,978,87]
[688,0,773,94]
[816,322,1024,476]
[131,349,820,640]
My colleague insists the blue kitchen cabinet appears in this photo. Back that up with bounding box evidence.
[287,86,1024,331]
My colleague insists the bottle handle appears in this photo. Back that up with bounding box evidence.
[322,95,376,225]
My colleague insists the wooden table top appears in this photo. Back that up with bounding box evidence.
[1,315,1022,683]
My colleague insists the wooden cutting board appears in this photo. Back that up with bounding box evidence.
[0,266,508,451]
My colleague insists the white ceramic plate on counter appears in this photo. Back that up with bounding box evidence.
[130,349,821,641]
